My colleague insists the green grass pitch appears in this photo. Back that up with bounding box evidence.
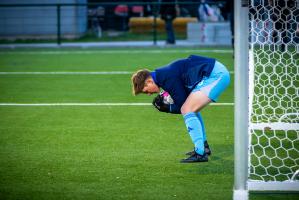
[0,48,298,200]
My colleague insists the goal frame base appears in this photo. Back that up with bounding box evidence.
[247,181,299,192]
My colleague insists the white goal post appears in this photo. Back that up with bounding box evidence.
[234,0,299,199]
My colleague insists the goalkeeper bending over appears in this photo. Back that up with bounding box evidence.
[131,55,230,163]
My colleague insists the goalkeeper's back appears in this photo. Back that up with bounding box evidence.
[154,55,216,112]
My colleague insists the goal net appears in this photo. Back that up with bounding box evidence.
[247,0,299,191]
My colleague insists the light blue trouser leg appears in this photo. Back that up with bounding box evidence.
[196,112,207,142]
[183,112,205,155]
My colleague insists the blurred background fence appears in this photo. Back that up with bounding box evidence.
[0,0,233,46]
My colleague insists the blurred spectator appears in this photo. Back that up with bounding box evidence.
[114,4,129,31]
[160,0,180,44]
[88,6,105,37]
[198,0,223,22]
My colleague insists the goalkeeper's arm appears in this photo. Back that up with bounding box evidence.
[152,95,181,114]
[152,94,170,113]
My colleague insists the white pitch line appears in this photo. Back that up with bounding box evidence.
[0,103,234,106]
[0,49,233,55]
[0,71,234,75]
[0,71,132,75]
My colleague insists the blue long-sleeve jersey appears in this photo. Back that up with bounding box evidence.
[154,55,215,114]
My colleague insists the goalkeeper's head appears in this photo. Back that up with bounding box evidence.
[131,69,160,96]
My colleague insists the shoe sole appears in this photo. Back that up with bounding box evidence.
[185,150,211,156]
[180,159,208,163]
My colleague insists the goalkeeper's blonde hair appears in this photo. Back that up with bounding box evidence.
[131,69,151,95]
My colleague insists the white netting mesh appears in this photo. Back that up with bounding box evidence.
[248,0,299,182]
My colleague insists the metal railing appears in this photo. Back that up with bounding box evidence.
[0,1,228,45]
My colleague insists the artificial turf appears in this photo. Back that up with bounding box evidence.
[0,48,298,200]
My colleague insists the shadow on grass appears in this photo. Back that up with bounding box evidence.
[181,143,234,175]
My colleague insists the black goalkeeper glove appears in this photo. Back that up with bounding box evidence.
[152,94,170,113]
